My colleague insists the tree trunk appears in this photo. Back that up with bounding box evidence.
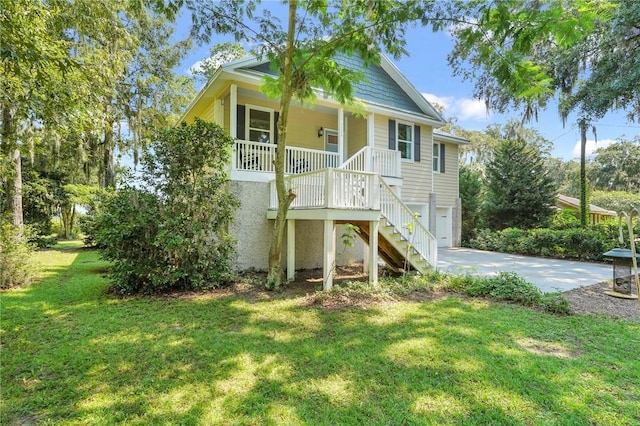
[61,203,72,239]
[70,204,76,237]
[101,121,116,188]
[579,119,588,227]
[266,1,298,290]
[1,103,23,226]
[11,149,23,226]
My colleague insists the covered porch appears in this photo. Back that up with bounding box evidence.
[208,83,402,183]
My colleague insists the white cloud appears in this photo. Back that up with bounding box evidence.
[422,93,453,110]
[571,138,616,158]
[187,59,206,76]
[456,98,489,120]
[423,93,489,121]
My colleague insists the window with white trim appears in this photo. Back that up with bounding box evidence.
[246,105,273,143]
[433,143,441,172]
[397,122,413,160]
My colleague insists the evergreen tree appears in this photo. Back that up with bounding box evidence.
[459,166,482,243]
[482,139,557,230]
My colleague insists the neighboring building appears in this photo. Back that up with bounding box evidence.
[556,194,617,224]
[181,53,468,289]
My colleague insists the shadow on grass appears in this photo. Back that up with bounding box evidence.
[2,246,639,425]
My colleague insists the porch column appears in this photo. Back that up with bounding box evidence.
[367,113,375,172]
[230,84,237,138]
[287,220,296,281]
[368,220,379,285]
[323,219,336,290]
[367,113,375,147]
[338,108,344,166]
[362,242,369,273]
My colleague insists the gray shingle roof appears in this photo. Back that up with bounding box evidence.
[333,53,423,114]
[241,53,424,114]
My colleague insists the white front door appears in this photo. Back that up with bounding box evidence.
[324,129,338,167]
[436,207,452,248]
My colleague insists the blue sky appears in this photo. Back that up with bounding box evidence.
[174,4,639,160]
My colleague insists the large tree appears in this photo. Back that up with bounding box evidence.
[589,138,640,193]
[1,0,194,227]
[191,42,246,84]
[459,165,482,242]
[179,0,451,289]
[1,0,78,225]
[482,138,557,231]
[444,119,551,175]
[448,0,636,227]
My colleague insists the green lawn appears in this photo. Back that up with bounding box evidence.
[2,243,639,425]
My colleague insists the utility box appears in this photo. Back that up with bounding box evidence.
[602,248,637,298]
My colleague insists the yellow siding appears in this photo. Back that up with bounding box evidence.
[183,97,213,124]
[200,102,215,122]
[433,142,459,205]
[223,94,230,133]
[347,115,367,158]
[373,114,388,151]
[236,93,337,150]
[287,108,337,150]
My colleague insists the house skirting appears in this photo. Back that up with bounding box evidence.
[229,181,363,272]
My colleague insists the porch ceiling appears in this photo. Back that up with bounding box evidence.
[237,87,351,115]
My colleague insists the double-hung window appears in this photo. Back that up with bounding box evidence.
[246,105,274,143]
[433,143,443,172]
[397,121,413,160]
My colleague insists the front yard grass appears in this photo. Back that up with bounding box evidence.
[1,242,639,425]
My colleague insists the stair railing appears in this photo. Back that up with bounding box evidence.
[378,179,437,267]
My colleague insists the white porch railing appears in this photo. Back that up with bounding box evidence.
[232,140,339,174]
[341,146,401,178]
[269,169,380,210]
[379,180,437,267]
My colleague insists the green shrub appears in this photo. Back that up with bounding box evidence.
[80,189,111,248]
[443,271,570,314]
[498,227,526,252]
[94,119,239,294]
[468,228,501,251]
[540,292,572,315]
[0,222,34,289]
[461,272,542,306]
[444,273,477,292]
[550,209,580,230]
[470,227,614,261]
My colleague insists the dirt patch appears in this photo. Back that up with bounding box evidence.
[563,281,639,321]
[166,265,640,321]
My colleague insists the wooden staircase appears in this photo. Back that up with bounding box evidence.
[270,151,438,277]
[341,219,432,274]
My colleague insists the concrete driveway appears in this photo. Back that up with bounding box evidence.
[437,248,611,293]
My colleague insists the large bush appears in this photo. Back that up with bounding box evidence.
[80,188,111,248]
[469,227,615,261]
[94,119,239,294]
[550,208,580,230]
[0,222,34,289]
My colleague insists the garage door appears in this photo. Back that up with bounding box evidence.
[436,207,452,248]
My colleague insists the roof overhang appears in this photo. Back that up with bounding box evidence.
[433,129,470,145]
[181,53,449,126]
